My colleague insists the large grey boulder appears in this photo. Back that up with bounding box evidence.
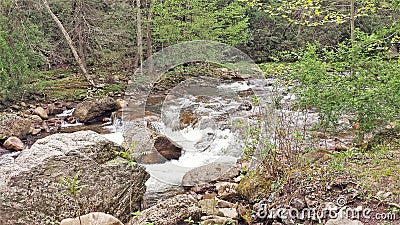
[0,131,149,225]
[73,97,117,123]
[182,162,240,187]
[0,114,31,139]
[129,194,202,225]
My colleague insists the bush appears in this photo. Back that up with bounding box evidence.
[289,32,400,144]
[0,17,43,105]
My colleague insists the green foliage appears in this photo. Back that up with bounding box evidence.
[184,216,195,224]
[151,0,250,47]
[0,17,42,104]
[289,30,400,144]
[58,171,87,197]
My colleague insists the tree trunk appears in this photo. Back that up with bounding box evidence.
[350,0,355,42]
[136,0,143,72]
[146,0,153,71]
[42,0,95,87]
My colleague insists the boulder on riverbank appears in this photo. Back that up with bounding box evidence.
[3,136,24,151]
[129,194,202,225]
[182,162,241,187]
[0,131,149,225]
[0,114,31,139]
[73,97,117,123]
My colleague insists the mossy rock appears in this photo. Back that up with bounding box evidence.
[237,168,273,202]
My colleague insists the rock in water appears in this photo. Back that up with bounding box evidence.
[3,136,24,151]
[0,114,32,139]
[0,131,149,225]
[182,162,240,187]
[73,97,117,123]
[137,131,183,164]
[129,194,201,225]
[33,107,48,120]
[60,212,123,225]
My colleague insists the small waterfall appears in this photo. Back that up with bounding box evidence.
[102,111,124,145]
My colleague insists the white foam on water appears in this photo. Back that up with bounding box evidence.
[217,81,251,91]
[56,108,75,117]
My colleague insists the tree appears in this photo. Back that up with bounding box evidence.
[42,0,95,87]
[136,0,143,70]
[151,0,250,49]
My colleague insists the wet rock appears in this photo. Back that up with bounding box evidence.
[325,219,363,225]
[60,212,123,225]
[73,97,117,123]
[0,114,32,139]
[154,134,182,160]
[33,107,48,119]
[182,162,240,187]
[129,194,201,225]
[3,137,24,151]
[0,131,149,225]
[136,131,182,164]
[66,116,77,124]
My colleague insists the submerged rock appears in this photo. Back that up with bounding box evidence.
[73,97,117,123]
[0,131,149,225]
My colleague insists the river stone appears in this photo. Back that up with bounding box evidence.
[325,219,364,225]
[60,212,123,225]
[33,107,49,119]
[0,131,149,225]
[129,194,201,225]
[138,131,183,164]
[3,136,24,151]
[0,114,32,139]
[182,162,240,187]
[73,97,117,123]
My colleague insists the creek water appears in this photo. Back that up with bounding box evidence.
[99,77,285,207]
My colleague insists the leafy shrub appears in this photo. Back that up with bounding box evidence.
[289,31,400,144]
[0,16,44,105]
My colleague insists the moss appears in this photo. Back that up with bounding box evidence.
[237,167,273,202]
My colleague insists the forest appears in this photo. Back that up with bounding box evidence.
[0,0,399,225]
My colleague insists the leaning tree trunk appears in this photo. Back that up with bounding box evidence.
[42,0,95,87]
